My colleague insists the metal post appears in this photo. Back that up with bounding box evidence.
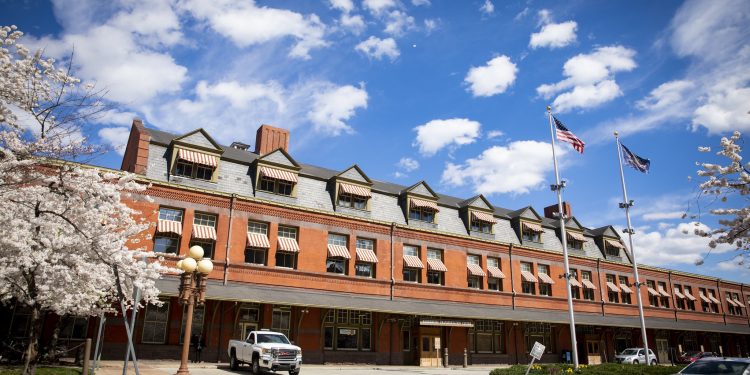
[614,132,651,366]
[113,266,140,375]
[176,272,197,375]
[546,107,579,369]
[463,347,467,368]
[443,347,448,367]
[82,338,92,375]
[92,314,106,372]
[123,285,141,375]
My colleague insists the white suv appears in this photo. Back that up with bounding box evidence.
[614,348,658,365]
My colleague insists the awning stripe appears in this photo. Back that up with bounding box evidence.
[277,237,300,253]
[521,270,537,283]
[606,239,625,249]
[522,222,544,233]
[327,244,351,259]
[620,283,633,293]
[698,292,711,303]
[606,282,621,293]
[658,286,671,297]
[246,232,270,248]
[471,211,497,224]
[569,278,582,288]
[177,149,217,167]
[355,248,378,263]
[339,183,371,198]
[157,219,182,235]
[192,225,217,240]
[684,290,697,301]
[567,231,587,242]
[673,289,686,299]
[259,166,298,183]
[487,266,506,279]
[727,298,739,307]
[467,263,486,277]
[733,298,743,307]
[403,255,424,269]
[708,295,721,305]
[581,279,597,290]
[427,258,448,272]
[647,287,660,297]
[410,197,439,211]
[538,273,555,284]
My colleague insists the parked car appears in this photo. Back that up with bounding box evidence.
[678,357,750,375]
[227,329,302,375]
[614,348,658,365]
[677,351,717,364]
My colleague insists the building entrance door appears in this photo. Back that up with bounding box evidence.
[586,341,601,365]
[419,327,442,367]
[656,339,669,364]
[240,323,257,340]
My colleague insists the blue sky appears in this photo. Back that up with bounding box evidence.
[3,0,749,282]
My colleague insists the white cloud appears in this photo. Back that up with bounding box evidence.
[94,109,140,127]
[98,127,131,155]
[692,85,750,134]
[634,222,734,266]
[480,0,494,15]
[514,7,530,21]
[355,36,400,61]
[308,84,369,136]
[363,0,396,15]
[486,130,504,139]
[537,45,636,112]
[424,19,438,33]
[329,0,354,13]
[642,211,685,221]
[194,80,286,110]
[636,80,695,111]
[397,157,420,172]
[529,21,577,49]
[384,10,416,36]
[412,0,431,6]
[464,55,518,97]
[180,0,328,59]
[413,118,481,156]
[441,140,564,195]
[537,9,552,26]
[340,14,366,34]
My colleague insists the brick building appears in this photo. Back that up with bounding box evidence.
[4,120,749,366]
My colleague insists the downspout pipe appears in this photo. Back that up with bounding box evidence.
[223,194,236,285]
[390,222,396,301]
[509,243,515,310]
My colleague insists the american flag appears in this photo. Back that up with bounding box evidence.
[553,116,585,154]
[621,143,650,173]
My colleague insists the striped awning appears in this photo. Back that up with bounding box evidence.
[620,283,633,293]
[674,288,686,299]
[410,197,439,211]
[606,282,621,293]
[157,219,182,235]
[192,225,217,240]
[567,231,586,242]
[177,149,217,167]
[339,183,371,198]
[569,278,582,288]
[522,222,543,233]
[734,298,743,307]
[403,255,424,269]
[327,244,351,259]
[427,258,448,272]
[538,273,555,284]
[698,292,711,303]
[471,211,497,224]
[259,166,298,183]
[606,239,625,249]
[647,287,660,297]
[708,294,721,305]
[581,279,597,290]
[684,290,697,301]
[467,263,486,277]
[658,285,671,297]
[487,266,506,279]
[521,270,538,283]
[356,248,378,263]
[277,237,300,253]
[246,232,270,248]
[727,298,739,307]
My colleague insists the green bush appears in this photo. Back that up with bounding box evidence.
[490,363,685,375]
[0,366,81,375]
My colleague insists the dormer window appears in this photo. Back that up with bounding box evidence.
[409,198,438,223]
[173,149,217,181]
[258,166,297,196]
[566,232,586,250]
[521,222,543,243]
[470,211,496,233]
[605,239,624,257]
[338,183,370,210]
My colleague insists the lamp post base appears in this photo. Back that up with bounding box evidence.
[175,367,191,375]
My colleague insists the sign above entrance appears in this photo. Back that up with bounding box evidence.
[530,342,545,360]
[420,319,474,327]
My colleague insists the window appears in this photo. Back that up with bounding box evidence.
[619,276,632,304]
[154,207,183,254]
[190,213,216,259]
[471,320,504,354]
[525,322,552,354]
[538,264,552,296]
[605,243,620,257]
[607,275,620,303]
[684,286,696,311]
[487,258,503,291]
[193,212,216,227]
[338,193,367,210]
[581,271,595,301]
[658,281,670,308]
[402,245,421,283]
[569,268,580,299]
[568,238,583,250]
[159,207,183,222]
[426,249,444,285]
[726,292,739,316]
[179,304,205,344]
[259,176,293,196]
[142,301,170,344]
[272,307,291,337]
[189,238,215,260]
[59,316,88,342]
[409,206,435,223]
[276,226,298,269]
[245,221,268,265]
[521,262,535,295]
[522,228,541,243]
[174,157,214,181]
[323,309,372,351]
[327,233,349,275]
[466,254,482,289]
[471,217,492,233]
[174,159,193,178]
[675,284,686,310]
[707,289,719,313]
[355,238,376,278]
[647,280,659,307]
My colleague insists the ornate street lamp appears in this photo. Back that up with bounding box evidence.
[175,245,213,375]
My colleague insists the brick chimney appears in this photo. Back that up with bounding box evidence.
[544,202,572,219]
[120,118,150,174]
[255,124,290,155]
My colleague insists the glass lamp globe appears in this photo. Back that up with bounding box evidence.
[181,257,197,272]
[175,259,183,270]
[197,258,214,274]
[188,245,204,260]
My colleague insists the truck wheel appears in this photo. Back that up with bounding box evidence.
[252,356,261,375]
[289,370,300,375]
[651,359,657,366]
[230,351,239,371]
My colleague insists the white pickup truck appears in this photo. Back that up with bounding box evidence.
[228,330,302,375]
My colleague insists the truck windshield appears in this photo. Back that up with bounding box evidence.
[257,334,290,344]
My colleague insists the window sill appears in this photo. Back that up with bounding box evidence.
[336,205,370,212]
[257,190,294,198]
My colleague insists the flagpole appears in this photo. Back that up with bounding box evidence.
[546,106,579,369]
[614,131,651,366]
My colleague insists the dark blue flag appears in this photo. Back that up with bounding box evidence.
[621,143,650,173]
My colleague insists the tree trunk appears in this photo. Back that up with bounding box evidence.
[22,306,43,375]
[46,316,63,364]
